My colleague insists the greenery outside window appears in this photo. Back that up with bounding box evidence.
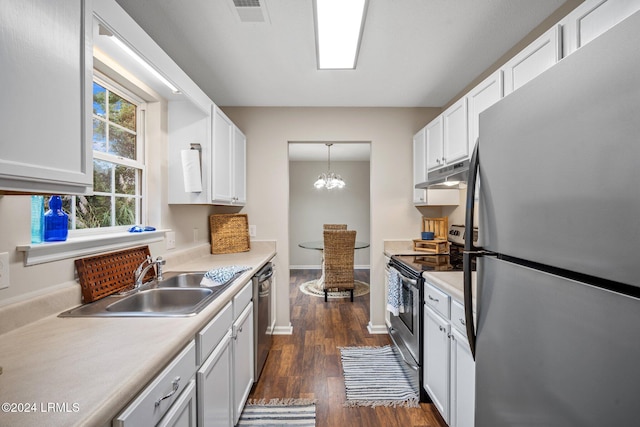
[52,77,145,232]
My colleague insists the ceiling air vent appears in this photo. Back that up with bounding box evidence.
[231,0,270,23]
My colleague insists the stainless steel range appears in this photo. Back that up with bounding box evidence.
[387,224,477,402]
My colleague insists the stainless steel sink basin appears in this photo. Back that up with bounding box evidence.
[157,272,206,288]
[59,271,233,318]
[105,288,213,314]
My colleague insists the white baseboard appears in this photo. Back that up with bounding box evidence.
[367,322,389,335]
[289,265,370,270]
[271,323,293,335]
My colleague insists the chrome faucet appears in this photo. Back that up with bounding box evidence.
[134,256,166,289]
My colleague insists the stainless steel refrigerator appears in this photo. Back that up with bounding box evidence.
[463,10,640,427]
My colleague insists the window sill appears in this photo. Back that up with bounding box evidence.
[16,230,168,266]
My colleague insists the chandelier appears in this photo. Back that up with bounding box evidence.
[314,143,345,189]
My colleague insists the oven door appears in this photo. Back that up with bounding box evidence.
[388,267,421,365]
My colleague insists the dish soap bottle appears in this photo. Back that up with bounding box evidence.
[30,195,44,243]
[44,195,69,242]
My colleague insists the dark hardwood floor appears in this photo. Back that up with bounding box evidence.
[249,269,447,427]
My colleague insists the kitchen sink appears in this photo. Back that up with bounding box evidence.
[59,272,232,318]
[105,288,213,314]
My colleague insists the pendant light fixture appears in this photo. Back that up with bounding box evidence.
[314,143,345,189]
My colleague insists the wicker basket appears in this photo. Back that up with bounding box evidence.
[74,246,154,303]
[209,214,251,254]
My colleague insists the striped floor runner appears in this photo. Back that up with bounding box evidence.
[237,399,316,426]
[339,345,420,408]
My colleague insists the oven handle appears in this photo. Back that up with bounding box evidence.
[388,327,419,372]
[389,266,418,288]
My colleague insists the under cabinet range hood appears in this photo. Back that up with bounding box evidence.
[415,159,469,189]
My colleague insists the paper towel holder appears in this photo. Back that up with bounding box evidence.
[190,143,202,168]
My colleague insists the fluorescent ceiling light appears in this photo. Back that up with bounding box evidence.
[314,0,368,69]
[110,36,181,94]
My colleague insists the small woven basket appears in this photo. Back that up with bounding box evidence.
[209,214,251,254]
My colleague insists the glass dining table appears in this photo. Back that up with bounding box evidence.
[298,240,370,250]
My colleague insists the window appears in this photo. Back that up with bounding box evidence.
[52,77,145,232]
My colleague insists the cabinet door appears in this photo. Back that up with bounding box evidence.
[233,127,246,204]
[467,70,503,154]
[426,116,444,171]
[198,331,233,427]
[158,379,197,427]
[424,306,450,423]
[212,107,233,202]
[233,302,255,425]
[413,128,427,203]
[562,0,640,56]
[0,0,92,194]
[503,25,561,96]
[450,328,476,427]
[443,98,469,165]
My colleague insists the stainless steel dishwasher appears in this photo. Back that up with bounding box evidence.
[252,262,273,382]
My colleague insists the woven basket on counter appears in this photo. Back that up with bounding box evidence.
[209,214,250,254]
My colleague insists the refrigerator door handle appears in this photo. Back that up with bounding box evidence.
[464,141,481,359]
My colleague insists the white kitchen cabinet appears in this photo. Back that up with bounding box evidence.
[233,301,255,425]
[502,25,561,96]
[450,327,475,427]
[157,379,197,427]
[561,0,640,56]
[426,116,444,171]
[424,306,451,423]
[168,100,212,204]
[0,0,92,194]
[413,128,427,203]
[198,331,233,427]
[113,341,197,427]
[442,98,469,166]
[212,106,246,205]
[466,70,503,155]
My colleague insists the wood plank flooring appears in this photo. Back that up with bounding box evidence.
[248,269,447,427]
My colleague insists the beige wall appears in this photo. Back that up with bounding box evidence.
[289,159,371,268]
[222,107,439,332]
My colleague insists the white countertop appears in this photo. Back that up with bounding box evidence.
[0,242,276,427]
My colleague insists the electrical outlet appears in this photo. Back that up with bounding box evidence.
[0,252,9,290]
[249,225,256,237]
[166,232,176,250]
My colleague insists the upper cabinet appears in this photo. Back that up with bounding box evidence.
[442,98,469,166]
[211,107,246,206]
[0,0,93,194]
[466,70,503,154]
[413,128,427,204]
[561,0,640,56]
[502,25,561,96]
[425,116,444,171]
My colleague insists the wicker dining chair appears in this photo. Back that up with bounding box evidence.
[322,229,356,302]
[323,224,347,230]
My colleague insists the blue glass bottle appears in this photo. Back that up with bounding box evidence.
[31,195,44,243]
[44,195,69,242]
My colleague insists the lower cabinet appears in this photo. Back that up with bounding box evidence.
[113,281,256,427]
[424,285,476,427]
[113,341,197,427]
[233,297,255,425]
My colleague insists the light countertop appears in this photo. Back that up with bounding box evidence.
[0,241,276,427]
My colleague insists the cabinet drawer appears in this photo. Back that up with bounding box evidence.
[425,283,450,318]
[233,282,252,320]
[450,300,467,334]
[197,301,233,365]
[114,341,197,427]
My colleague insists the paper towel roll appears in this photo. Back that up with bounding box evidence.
[181,149,202,193]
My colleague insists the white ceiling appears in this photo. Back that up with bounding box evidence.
[113,0,569,108]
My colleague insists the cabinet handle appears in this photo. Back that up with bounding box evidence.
[442,157,446,163]
[438,325,444,332]
[459,318,466,326]
[428,295,439,302]
[155,376,180,407]
[450,333,455,340]
[436,158,441,164]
